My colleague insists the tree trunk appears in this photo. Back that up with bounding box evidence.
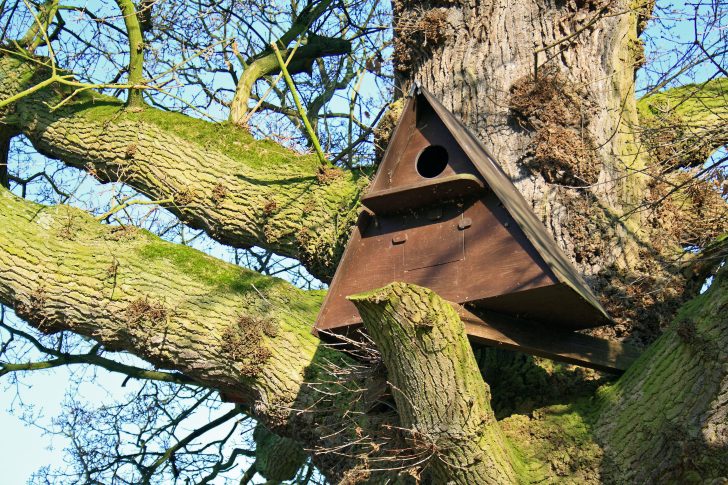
[391,0,681,343]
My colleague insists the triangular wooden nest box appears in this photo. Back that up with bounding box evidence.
[314,85,639,373]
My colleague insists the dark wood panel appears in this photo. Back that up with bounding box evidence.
[455,305,640,373]
[315,196,562,332]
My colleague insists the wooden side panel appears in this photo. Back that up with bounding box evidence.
[455,306,639,373]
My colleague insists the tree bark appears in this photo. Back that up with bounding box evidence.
[351,283,516,483]
[0,53,364,282]
[0,186,322,416]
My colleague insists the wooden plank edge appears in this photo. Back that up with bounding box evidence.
[454,304,641,373]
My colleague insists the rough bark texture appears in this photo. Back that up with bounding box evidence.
[351,283,515,484]
[389,0,726,344]
[596,256,728,483]
[0,53,365,282]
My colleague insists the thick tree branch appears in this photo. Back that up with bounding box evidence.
[230,34,351,125]
[596,252,728,482]
[0,185,322,421]
[351,283,517,484]
[638,77,728,170]
[0,52,365,281]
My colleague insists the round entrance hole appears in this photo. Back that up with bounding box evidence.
[416,145,449,178]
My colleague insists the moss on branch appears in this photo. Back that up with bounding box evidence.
[0,52,367,281]
[596,253,728,482]
[638,77,728,170]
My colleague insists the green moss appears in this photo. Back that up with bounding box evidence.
[136,238,281,293]
[637,77,728,121]
[501,399,603,484]
[72,101,319,172]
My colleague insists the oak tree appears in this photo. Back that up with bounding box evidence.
[1,0,726,483]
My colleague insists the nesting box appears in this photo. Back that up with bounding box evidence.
[314,85,639,372]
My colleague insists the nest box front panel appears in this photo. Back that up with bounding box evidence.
[315,193,561,335]
[315,88,611,340]
[370,98,480,193]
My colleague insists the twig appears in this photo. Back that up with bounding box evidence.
[270,41,329,166]
[96,197,173,221]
